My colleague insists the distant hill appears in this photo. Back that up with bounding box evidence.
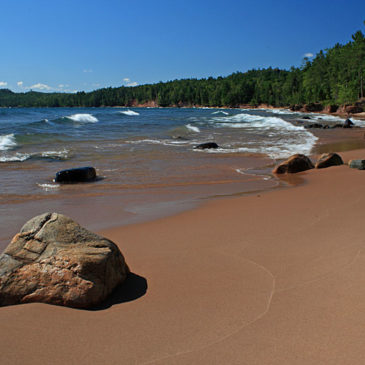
[1,23,364,109]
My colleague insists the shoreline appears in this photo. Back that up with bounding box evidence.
[2,147,365,364]
[1,114,364,251]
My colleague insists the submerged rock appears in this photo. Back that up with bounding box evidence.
[349,160,365,170]
[315,153,343,169]
[273,154,314,174]
[55,166,97,183]
[0,213,129,308]
[304,123,324,129]
[194,142,219,150]
[331,123,344,129]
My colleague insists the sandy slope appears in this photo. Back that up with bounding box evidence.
[1,150,365,364]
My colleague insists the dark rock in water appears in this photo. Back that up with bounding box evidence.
[194,142,219,150]
[0,213,129,308]
[273,154,314,174]
[305,123,324,129]
[349,160,365,170]
[343,119,354,128]
[55,166,97,183]
[331,123,344,129]
[302,116,311,120]
[315,153,343,169]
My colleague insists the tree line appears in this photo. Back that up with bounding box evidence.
[1,24,364,108]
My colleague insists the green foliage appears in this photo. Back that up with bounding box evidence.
[1,24,364,108]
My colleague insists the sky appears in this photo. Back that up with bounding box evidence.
[1,0,365,93]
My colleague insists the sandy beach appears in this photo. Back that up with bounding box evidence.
[1,143,365,364]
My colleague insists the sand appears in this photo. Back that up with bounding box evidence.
[2,149,365,364]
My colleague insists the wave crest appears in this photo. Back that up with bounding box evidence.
[119,110,140,116]
[66,113,98,123]
[186,124,200,133]
[0,134,17,151]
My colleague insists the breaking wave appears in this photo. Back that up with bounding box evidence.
[66,113,98,123]
[201,113,318,158]
[0,153,30,162]
[0,134,17,151]
[119,110,140,116]
[0,149,70,163]
[186,124,200,133]
[212,110,229,115]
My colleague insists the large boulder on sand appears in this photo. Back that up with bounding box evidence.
[273,154,314,174]
[0,213,129,308]
[315,153,343,169]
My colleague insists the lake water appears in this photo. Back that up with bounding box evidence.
[0,107,348,249]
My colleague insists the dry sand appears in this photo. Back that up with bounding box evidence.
[2,149,365,364]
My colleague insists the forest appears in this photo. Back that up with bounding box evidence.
[0,24,364,108]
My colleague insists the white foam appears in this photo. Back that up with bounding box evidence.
[269,108,347,122]
[235,168,272,180]
[199,113,318,159]
[268,108,298,115]
[212,111,229,115]
[310,114,346,122]
[120,110,140,116]
[66,113,98,123]
[0,134,17,151]
[212,114,303,131]
[186,124,200,133]
[40,149,69,159]
[0,153,30,162]
[37,183,60,191]
[127,139,194,146]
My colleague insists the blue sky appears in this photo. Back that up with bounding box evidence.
[1,0,365,93]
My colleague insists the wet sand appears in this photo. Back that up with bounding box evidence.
[2,146,365,364]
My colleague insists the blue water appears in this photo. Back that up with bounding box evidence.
[0,106,346,249]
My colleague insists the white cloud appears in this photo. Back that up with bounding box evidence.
[0,81,8,87]
[83,69,93,73]
[30,83,52,91]
[304,52,314,58]
[58,84,69,88]
[17,81,23,87]
[123,78,138,87]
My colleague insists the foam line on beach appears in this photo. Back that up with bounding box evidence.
[0,149,70,163]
